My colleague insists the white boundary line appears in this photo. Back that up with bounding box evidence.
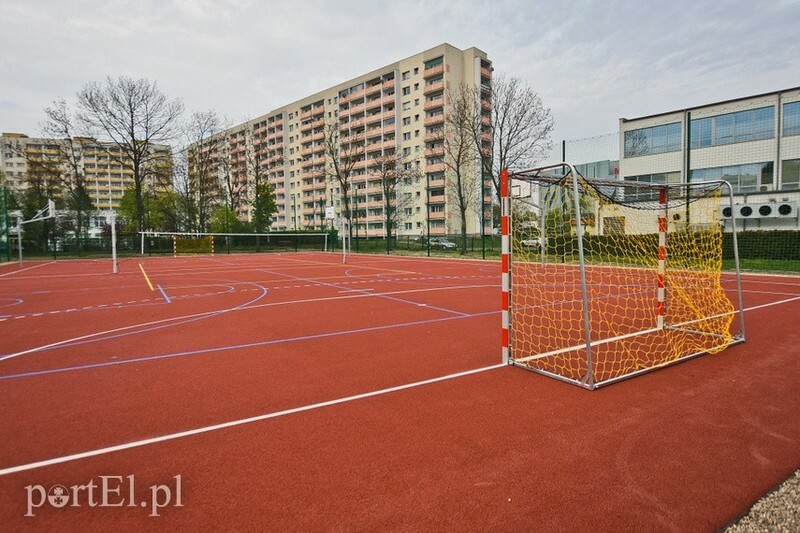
[2,280,798,476]
[0,283,496,363]
[0,261,54,278]
[0,363,505,476]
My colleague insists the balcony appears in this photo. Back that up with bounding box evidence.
[424,130,443,142]
[425,146,444,158]
[347,102,366,115]
[382,78,395,89]
[426,162,445,173]
[423,80,444,94]
[424,99,444,112]
[423,64,444,79]
[365,127,383,139]
[429,210,446,220]
[480,66,492,79]
[366,83,382,96]
[424,115,444,127]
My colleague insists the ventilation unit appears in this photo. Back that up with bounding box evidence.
[720,202,798,219]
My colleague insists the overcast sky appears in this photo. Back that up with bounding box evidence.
[2,0,799,161]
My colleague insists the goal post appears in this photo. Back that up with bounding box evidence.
[140,231,330,256]
[501,164,746,389]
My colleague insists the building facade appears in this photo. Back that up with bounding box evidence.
[618,87,800,230]
[193,43,492,237]
[1,132,172,213]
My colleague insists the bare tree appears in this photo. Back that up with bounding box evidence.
[371,151,420,245]
[183,111,224,232]
[41,99,96,247]
[461,76,554,204]
[77,76,183,234]
[442,87,480,255]
[324,120,363,238]
[216,139,237,229]
[246,134,280,233]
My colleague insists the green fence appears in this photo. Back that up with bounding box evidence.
[4,225,798,273]
[0,188,8,262]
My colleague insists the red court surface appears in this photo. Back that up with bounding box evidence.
[0,252,798,531]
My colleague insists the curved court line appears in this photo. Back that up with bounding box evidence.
[2,292,799,476]
[0,362,507,476]
[0,284,494,363]
[0,283,269,363]
[0,310,498,380]
[0,297,24,309]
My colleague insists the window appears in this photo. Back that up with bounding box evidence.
[403,132,411,141]
[402,71,410,80]
[424,56,443,70]
[414,83,419,91]
[780,159,800,190]
[690,106,774,148]
[414,99,419,106]
[402,117,411,126]
[402,102,411,111]
[623,172,681,201]
[604,217,625,235]
[690,162,774,193]
[414,67,419,75]
[405,223,413,230]
[784,102,800,137]
[624,123,681,157]
[402,86,410,96]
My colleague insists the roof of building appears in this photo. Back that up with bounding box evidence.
[620,86,800,123]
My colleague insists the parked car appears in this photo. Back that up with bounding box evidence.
[520,238,542,250]
[430,238,457,249]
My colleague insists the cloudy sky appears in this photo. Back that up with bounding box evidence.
[2,0,799,159]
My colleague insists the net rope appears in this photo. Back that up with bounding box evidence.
[508,171,736,385]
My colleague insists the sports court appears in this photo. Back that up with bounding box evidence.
[0,251,798,530]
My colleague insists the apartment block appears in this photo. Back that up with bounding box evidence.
[194,43,492,237]
[0,133,172,213]
[618,87,800,230]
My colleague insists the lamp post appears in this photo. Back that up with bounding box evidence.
[480,155,486,259]
[426,172,431,257]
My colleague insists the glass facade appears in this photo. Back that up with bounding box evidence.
[783,101,800,137]
[623,172,681,201]
[690,106,774,148]
[624,123,681,157]
[690,162,773,193]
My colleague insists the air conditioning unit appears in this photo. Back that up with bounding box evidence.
[720,202,798,219]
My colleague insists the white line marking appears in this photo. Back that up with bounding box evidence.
[0,363,506,476]
[0,261,55,278]
[0,284,496,363]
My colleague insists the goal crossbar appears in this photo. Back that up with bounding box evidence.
[500,164,746,389]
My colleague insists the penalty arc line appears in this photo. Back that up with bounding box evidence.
[0,363,506,476]
[1,290,799,475]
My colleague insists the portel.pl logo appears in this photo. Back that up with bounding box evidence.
[25,475,183,517]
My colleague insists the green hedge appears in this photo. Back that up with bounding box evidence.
[723,230,800,261]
